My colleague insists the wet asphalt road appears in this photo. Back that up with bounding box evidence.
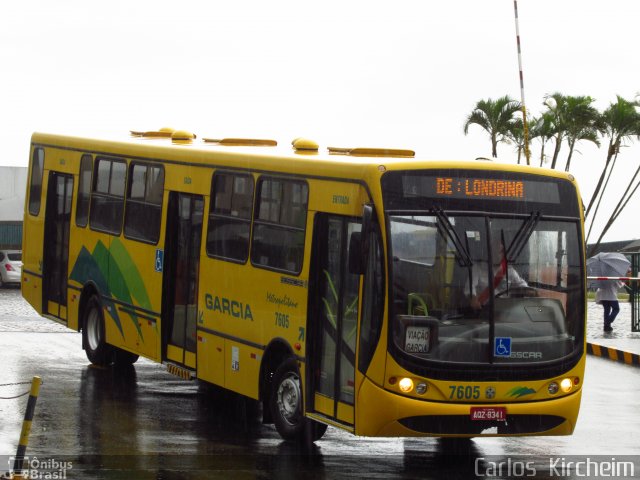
[1,287,639,479]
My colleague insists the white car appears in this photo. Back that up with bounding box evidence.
[0,250,22,287]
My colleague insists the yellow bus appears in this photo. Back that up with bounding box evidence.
[22,130,586,442]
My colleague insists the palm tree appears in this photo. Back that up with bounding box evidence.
[463,96,521,158]
[585,96,640,218]
[562,95,601,172]
[505,118,526,164]
[542,92,568,169]
[528,113,555,167]
[586,95,640,253]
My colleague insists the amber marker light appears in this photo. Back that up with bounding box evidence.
[560,378,573,393]
[398,378,414,393]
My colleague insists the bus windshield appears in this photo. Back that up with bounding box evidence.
[389,213,583,365]
[382,169,584,368]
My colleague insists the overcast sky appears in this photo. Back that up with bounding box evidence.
[2,1,639,242]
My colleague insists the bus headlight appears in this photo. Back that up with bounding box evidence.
[415,382,428,395]
[560,378,573,393]
[548,382,559,395]
[399,377,414,393]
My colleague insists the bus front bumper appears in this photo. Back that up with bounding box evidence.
[355,376,581,438]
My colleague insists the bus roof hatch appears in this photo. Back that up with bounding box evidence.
[327,146,415,158]
[202,138,277,147]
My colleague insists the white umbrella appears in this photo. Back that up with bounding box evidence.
[587,252,630,288]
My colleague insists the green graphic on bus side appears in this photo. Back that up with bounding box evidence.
[110,239,152,311]
[506,386,536,398]
[70,238,150,341]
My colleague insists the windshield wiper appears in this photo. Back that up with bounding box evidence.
[431,207,473,267]
[506,211,541,262]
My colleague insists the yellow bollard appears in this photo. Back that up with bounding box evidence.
[9,376,42,480]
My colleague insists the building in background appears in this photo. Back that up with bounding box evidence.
[587,240,640,256]
[0,167,27,249]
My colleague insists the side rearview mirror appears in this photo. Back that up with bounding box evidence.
[361,204,374,261]
[349,204,376,275]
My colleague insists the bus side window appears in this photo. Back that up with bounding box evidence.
[28,147,45,216]
[123,162,164,243]
[207,172,254,263]
[89,157,127,235]
[76,154,93,227]
[358,229,385,374]
[251,177,308,274]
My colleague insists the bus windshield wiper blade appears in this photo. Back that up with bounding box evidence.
[431,207,473,267]
[506,211,541,262]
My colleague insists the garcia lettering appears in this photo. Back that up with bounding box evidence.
[205,293,254,321]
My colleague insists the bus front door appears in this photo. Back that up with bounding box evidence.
[162,192,204,370]
[43,172,73,321]
[309,214,361,427]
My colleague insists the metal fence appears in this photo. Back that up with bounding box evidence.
[587,252,640,332]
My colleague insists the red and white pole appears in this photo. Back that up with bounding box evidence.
[587,277,640,282]
[513,0,531,165]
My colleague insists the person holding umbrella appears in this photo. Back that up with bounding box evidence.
[596,280,624,332]
[587,252,631,332]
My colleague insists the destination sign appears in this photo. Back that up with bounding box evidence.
[436,177,524,200]
[399,174,561,204]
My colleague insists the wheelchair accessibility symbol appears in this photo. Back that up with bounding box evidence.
[494,337,512,357]
[155,249,164,272]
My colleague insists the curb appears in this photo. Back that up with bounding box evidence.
[587,342,640,367]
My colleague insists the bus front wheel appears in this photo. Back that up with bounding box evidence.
[83,296,111,366]
[113,348,139,366]
[270,358,327,442]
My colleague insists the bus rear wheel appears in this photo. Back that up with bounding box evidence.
[82,296,112,366]
[270,358,327,442]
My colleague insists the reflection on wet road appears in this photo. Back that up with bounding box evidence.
[1,288,639,478]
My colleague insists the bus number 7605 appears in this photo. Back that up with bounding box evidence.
[449,385,481,400]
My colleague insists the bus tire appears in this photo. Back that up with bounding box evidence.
[113,348,139,366]
[271,359,304,440]
[82,296,111,366]
[270,358,328,442]
[305,418,328,443]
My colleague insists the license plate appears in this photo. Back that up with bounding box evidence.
[470,406,507,421]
